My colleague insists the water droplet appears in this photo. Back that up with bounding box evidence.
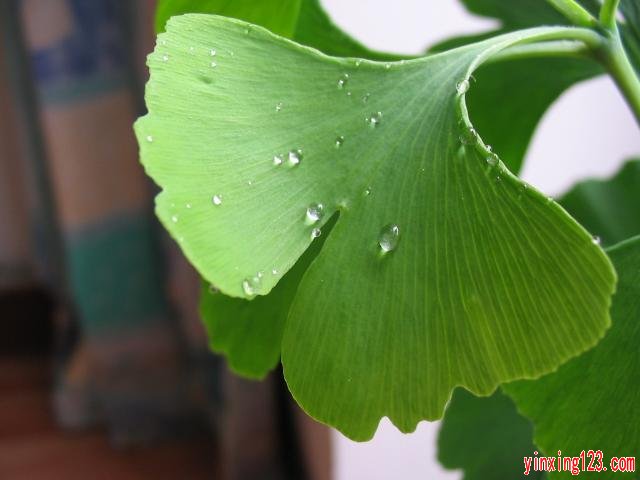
[346,91,352,97]
[592,235,601,245]
[242,275,261,296]
[486,145,493,153]
[306,203,324,223]
[257,271,264,278]
[311,228,321,239]
[335,136,345,148]
[171,214,178,223]
[273,154,284,166]
[146,135,153,143]
[486,155,498,167]
[162,54,169,62]
[189,46,195,53]
[212,194,223,206]
[378,224,400,253]
[364,187,371,196]
[275,102,283,112]
[210,49,217,56]
[186,203,192,209]
[247,180,254,186]
[385,63,391,70]
[362,93,370,103]
[459,127,477,145]
[208,284,219,294]
[456,79,470,94]
[288,149,303,166]
[210,61,217,68]
[337,73,349,89]
[271,268,278,275]
[366,111,382,127]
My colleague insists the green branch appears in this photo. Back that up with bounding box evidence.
[600,0,621,31]
[601,33,640,124]
[488,41,593,64]
[546,0,598,28]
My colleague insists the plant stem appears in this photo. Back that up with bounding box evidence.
[600,32,640,124]
[546,0,598,28]
[600,0,621,30]
[488,41,592,64]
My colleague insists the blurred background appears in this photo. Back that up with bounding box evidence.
[0,1,637,479]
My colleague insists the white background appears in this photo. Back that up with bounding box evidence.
[319,1,640,479]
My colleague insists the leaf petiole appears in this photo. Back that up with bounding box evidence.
[545,0,598,28]
[600,0,621,31]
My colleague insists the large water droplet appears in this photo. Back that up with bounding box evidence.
[335,136,345,148]
[212,194,223,206]
[306,203,324,223]
[311,228,321,239]
[242,275,261,297]
[337,73,349,89]
[456,79,470,94]
[366,112,382,127]
[273,154,284,166]
[288,149,303,167]
[378,224,400,253]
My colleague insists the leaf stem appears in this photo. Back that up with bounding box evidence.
[599,32,640,124]
[488,41,592,64]
[600,0,621,31]
[545,0,598,28]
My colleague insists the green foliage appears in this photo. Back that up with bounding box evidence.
[437,389,543,480]
[136,14,617,439]
[437,159,640,478]
[505,235,640,479]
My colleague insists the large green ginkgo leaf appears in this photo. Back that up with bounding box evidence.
[136,16,615,439]
[504,236,640,479]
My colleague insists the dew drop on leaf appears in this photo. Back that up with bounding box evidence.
[456,79,470,94]
[210,61,217,68]
[378,224,400,253]
[366,112,382,127]
[162,54,169,62]
[362,93,370,103]
[275,102,283,112]
[210,49,216,56]
[364,187,371,196]
[242,274,261,297]
[146,135,153,143]
[212,194,223,206]
[288,149,303,166]
[306,203,324,223]
[592,235,601,245]
[311,228,322,239]
[171,214,178,223]
[335,135,345,148]
[486,155,498,167]
[273,154,284,166]
[337,73,349,89]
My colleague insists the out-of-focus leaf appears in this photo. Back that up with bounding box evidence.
[559,159,640,247]
[438,389,543,480]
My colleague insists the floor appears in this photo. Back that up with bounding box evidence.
[0,355,215,480]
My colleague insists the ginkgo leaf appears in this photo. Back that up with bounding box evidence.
[504,236,640,479]
[560,159,640,247]
[136,16,615,439]
[438,389,543,480]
